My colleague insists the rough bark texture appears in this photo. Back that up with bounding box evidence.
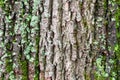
[0,0,117,80]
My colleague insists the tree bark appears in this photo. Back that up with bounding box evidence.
[0,0,117,80]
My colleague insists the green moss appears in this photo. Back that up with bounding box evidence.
[34,56,39,80]
[84,72,90,80]
[79,2,83,9]
[34,35,40,80]
[0,0,4,7]
[34,72,39,80]
[5,51,13,73]
[20,60,28,80]
[6,59,13,73]
[5,51,15,80]
[18,52,28,80]
[34,55,39,80]
[103,0,108,10]
[94,73,106,80]
[114,0,120,79]
[0,75,4,80]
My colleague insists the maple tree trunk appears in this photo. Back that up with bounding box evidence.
[0,0,116,80]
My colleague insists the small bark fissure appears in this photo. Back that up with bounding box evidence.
[48,0,53,30]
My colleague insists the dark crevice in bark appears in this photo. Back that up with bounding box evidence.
[48,0,53,30]
[104,0,109,52]
[79,0,84,17]
[46,2,54,78]
[69,42,72,60]
[50,31,55,64]
[93,0,98,40]
[74,19,79,60]
[28,0,32,38]
[1,74,4,80]
[59,0,63,41]
[54,65,57,80]
[8,0,15,9]
[21,1,26,15]
[11,11,18,80]
[90,0,99,80]
[28,0,33,14]
[43,45,47,77]
[35,4,43,80]
[59,0,64,79]
[104,1,110,78]
[26,59,29,80]
[68,0,71,11]
[3,16,6,42]
[84,56,88,80]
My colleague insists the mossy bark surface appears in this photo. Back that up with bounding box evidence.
[0,0,118,80]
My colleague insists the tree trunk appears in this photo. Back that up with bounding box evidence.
[0,0,117,80]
